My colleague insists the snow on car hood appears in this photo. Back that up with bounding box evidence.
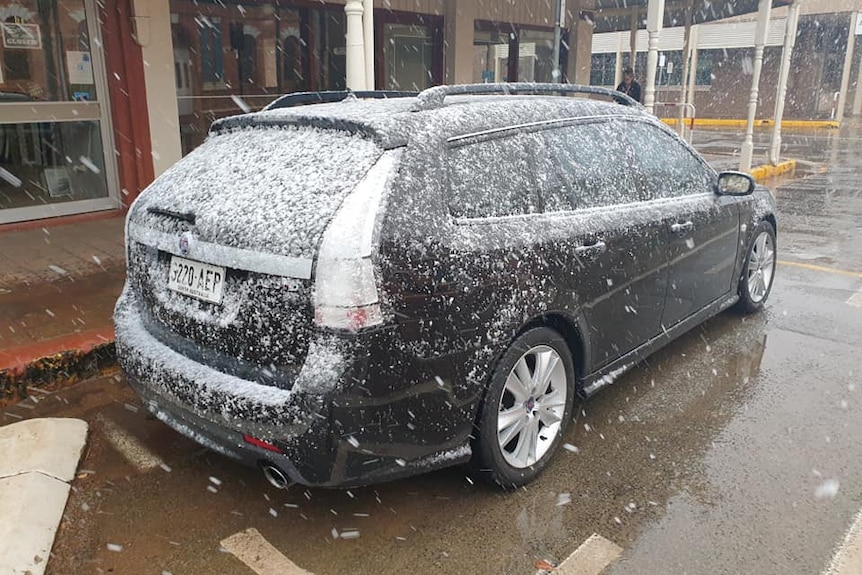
[130,125,383,260]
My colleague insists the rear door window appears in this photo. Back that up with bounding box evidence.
[447,132,542,219]
[538,121,638,211]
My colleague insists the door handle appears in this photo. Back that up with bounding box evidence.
[574,240,607,258]
[670,221,694,234]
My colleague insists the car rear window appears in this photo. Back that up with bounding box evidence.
[135,125,382,259]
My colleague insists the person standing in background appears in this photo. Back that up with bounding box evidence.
[616,68,642,103]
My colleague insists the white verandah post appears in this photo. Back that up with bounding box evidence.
[770,1,801,165]
[363,0,375,89]
[345,0,367,91]
[836,11,858,124]
[739,0,772,173]
[643,0,666,114]
[677,3,693,137]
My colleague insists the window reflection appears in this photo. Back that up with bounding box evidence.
[0,120,108,210]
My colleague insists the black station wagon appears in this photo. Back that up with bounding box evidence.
[114,84,777,488]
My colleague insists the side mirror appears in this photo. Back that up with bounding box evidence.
[716,171,755,196]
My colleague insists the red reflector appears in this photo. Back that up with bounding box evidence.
[243,434,283,453]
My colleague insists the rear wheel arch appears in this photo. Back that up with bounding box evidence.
[469,313,587,432]
[519,314,587,381]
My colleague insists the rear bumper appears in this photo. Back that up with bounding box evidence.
[114,285,475,487]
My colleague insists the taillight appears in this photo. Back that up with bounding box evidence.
[313,150,401,331]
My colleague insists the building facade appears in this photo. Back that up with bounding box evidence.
[590,2,862,121]
[1,0,861,227]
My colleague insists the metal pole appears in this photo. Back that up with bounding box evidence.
[739,0,772,173]
[643,0,666,114]
[770,1,801,165]
[836,11,858,124]
[363,0,375,89]
[552,0,563,81]
[345,0,366,90]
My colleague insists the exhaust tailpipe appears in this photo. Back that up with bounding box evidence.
[262,464,290,489]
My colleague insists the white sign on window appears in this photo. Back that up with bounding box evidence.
[856,13,862,36]
[66,51,94,84]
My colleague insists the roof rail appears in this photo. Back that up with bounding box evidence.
[414,83,640,110]
[264,90,418,111]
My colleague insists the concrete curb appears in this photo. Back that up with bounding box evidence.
[750,159,797,184]
[0,328,116,408]
[0,418,88,575]
[660,118,840,129]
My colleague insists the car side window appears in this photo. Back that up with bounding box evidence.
[447,133,542,219]
[538,122,638,211]
[623,120,715,200]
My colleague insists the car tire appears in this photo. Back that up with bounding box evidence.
[736,220,777,314]
[472,327,576,488]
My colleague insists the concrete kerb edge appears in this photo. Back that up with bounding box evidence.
[660,118,840,129]
[750,159,797,184]
[1,338,117,408]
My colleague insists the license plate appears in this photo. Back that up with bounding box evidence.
[167,256,226,304]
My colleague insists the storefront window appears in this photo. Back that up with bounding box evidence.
[474,25,556,83]
[1,0,115,224]
[1,2,98,102]
[382,23,434,92]
[518,28,555,83]
[170,1,351,156]
[0,120,108,210]
[474,29,512,83]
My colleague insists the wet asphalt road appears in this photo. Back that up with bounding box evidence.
[4,127,862,575]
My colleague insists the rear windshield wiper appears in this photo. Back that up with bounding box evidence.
[147,207,196,225]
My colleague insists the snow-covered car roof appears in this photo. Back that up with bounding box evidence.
[211,94,648,150]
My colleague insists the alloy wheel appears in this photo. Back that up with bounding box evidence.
[747,231,775,303]
[496,345,568,469]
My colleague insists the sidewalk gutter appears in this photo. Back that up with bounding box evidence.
[0,328,116,407]
[0,418,88,575]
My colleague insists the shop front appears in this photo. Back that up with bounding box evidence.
[0,0,119,225]
[169,1,444,157]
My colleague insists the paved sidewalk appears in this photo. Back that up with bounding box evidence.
[0,216,125,406]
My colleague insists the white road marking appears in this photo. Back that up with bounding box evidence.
[823,508,862,575]
[845,289,862,308]
[536,533,623,575]
[221,528,314,575]
[97,415,164,472]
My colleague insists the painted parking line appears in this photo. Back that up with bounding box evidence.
[96,415,165,472]
[777,260,862,279]
[221,528,314,575]
[536,533,623,575]
[823,508,862,575]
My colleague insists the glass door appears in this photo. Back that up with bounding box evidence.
[0,0,118,224]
